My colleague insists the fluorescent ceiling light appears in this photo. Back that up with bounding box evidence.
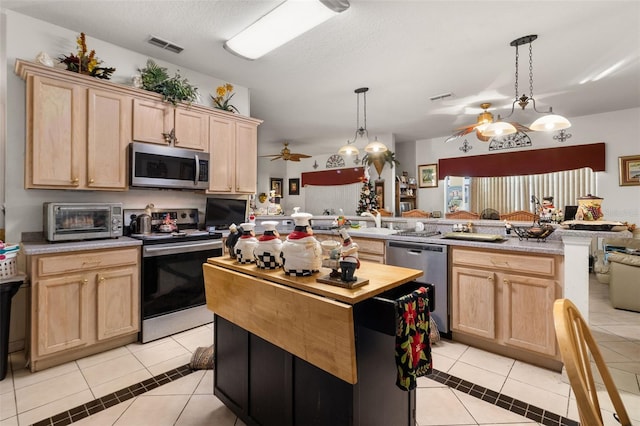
[224,0,349,60]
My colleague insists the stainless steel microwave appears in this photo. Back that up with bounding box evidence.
[44,202,123,242]
[129,142,210,190]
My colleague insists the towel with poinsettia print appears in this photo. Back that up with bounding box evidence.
[395,287,432,391]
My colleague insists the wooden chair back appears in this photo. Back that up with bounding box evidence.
[376,208,393,217]
[401,209,430,218]
[500,210,539,222]
[553,299,631,426]
[444,210,479,220]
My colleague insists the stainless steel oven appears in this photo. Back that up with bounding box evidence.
[126,208,223,343]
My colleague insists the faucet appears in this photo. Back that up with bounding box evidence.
[360,210,381,228]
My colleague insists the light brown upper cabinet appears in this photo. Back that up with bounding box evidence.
[18,61,130,190]
[132,99,209,151]
[16,59,261,192]
[208,114,261,194]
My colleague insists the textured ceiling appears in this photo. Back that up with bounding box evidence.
[3,0,640,155]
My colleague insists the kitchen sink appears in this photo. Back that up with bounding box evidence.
[348,227,398,236]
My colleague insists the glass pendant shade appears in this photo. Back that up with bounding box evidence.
[481,121,517,137]
[530,114,571,131]
[338,142,359,156]
[364,137,387,153]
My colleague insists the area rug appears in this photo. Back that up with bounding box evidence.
[189,345,214,370]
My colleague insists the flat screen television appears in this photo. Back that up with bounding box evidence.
[204,197,248,231]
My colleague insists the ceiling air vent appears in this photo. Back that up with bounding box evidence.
[429,92,453,101]
[147,35,184,54]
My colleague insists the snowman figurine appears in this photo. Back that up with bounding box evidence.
[280,208,322,276]
[234,222,258,264]
[254,221,283,269]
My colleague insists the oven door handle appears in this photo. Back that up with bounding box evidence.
[143,240,223,257]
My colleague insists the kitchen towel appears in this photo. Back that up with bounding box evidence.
[395,287,432,391]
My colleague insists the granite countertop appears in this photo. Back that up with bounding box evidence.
[21,236,142,255]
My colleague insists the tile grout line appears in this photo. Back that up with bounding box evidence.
[30,366,580,426]
[29,364,195,426]
[426,369,580,426]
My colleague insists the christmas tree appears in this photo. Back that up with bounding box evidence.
[356,177,379,214]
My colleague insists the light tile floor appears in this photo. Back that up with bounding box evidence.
[1,276,638,426]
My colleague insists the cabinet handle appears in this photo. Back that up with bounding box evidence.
[487,276,494,281]
[503,278,510,285]
[98,276,105,282]
[88,178,94,184]
[71,178,79,185]
[82,279,88,285]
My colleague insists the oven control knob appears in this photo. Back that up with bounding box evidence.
[181,213,187,219]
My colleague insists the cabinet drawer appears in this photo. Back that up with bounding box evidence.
[37,247,139,276]
[452,248,556,277]
[354,238,385,255]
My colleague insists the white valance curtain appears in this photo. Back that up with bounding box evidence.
[470,168,597,213]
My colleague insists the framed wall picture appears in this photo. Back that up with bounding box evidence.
[270,178,284,197]
[374,180,384,208]
[618,155,640,186]
[418,164,438,188]
[289,178,300,195]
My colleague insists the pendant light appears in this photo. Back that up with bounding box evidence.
[482,34,571,137]
[338,87,387,155]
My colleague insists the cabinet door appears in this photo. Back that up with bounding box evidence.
[132,98,173,145]
[174,108,209,151]
[96,266,140,341]
[209,115,235,192]
[234,121,258,193]
[87,88,131,190]
[451,266,496,339]
[501,273,558,356]
[29,75,86,188]
[36,274,90,356]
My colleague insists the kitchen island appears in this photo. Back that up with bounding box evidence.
[203,257,424,426]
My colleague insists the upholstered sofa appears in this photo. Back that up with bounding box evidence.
[605,238,640,312]
[608,252,640,312]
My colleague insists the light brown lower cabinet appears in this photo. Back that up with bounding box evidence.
[451,247,563,368]
[314,234,386,264]
[28,247,140,372]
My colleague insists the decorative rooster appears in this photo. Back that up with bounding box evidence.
[444,103,529,143]
[260,142,311,162]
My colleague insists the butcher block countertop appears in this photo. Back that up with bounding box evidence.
[203,257,423,384]
[206,256,423,305]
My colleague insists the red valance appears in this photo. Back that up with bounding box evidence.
[301,167,365,186]
[438,142,605,178]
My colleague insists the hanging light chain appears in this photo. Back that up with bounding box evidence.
[528,40,534,99]
[514,43,520,100]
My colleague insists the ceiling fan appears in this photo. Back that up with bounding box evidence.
[260,142,311,162]
[444,103,530,143]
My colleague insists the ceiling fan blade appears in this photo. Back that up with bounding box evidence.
[291,153,311,159]
[270,156,283,161]
[511,122,531,132]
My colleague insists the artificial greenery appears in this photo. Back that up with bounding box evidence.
[138,59,199,106]
[59,32,115,80]
[361,150,399,168]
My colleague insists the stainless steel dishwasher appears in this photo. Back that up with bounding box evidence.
[386,240,449,335]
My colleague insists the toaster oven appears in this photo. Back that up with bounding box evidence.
[43,202,123,242]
